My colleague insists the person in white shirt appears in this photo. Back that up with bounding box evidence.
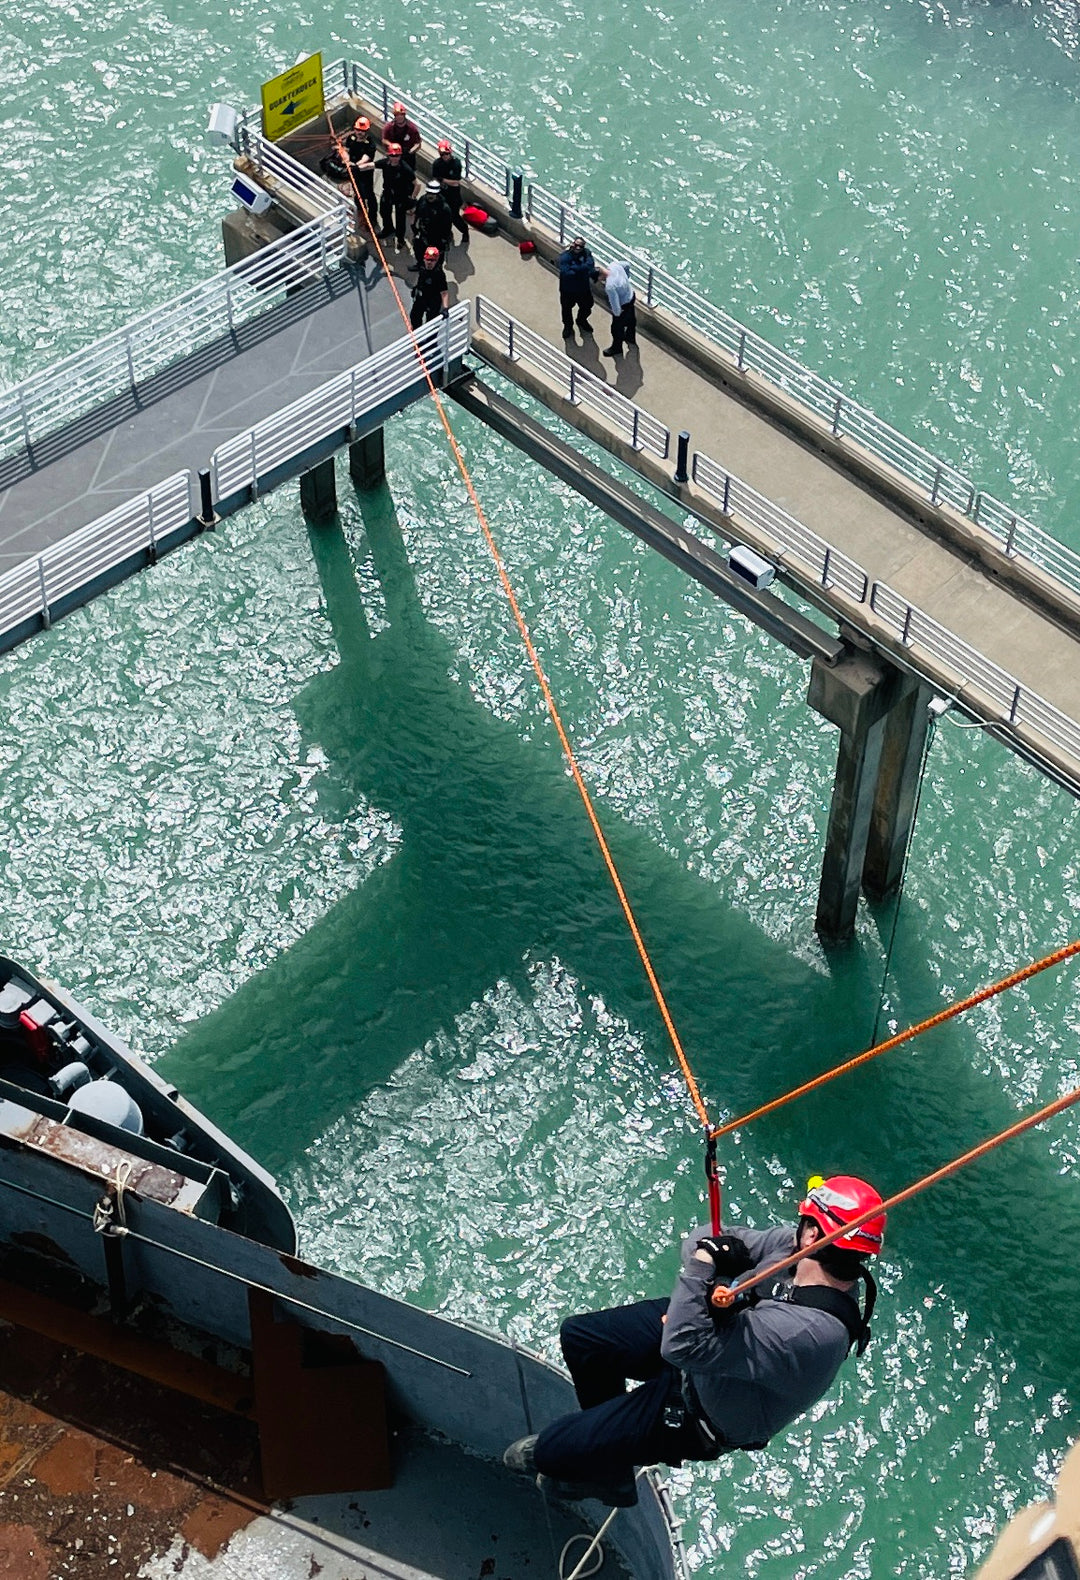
[600,261,637,357]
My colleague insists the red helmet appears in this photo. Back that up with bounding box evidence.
[354,116,370,132]
[798,1175,885,1257]
[392,101,407,115]
[437,138,452,153]
[423,246,440,262]
[387,142,402,157]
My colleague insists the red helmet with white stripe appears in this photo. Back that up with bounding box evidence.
[799,1175,885,1257]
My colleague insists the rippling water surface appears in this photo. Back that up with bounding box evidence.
[3,2,1080,1575]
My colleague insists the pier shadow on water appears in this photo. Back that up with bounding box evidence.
[160,482,1080,1385]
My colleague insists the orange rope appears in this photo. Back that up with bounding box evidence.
[710,936,1080,1142]
[710,1076,1080,1302]
[323,114,712,1133]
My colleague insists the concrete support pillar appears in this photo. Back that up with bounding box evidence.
[349,427,386,492]
[862,679,935,902]
[300,457,337,522]
[808,648,899,943]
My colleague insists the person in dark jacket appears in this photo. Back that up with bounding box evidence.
[411,180,454,267]
[376,143,418,245]
[504,1174,885,1507]
[345,115,379,231]
[410,247,449,328]
[558,236,599,337]
[431,138,470,243]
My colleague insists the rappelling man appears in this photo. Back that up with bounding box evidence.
[504,1173,885,1507]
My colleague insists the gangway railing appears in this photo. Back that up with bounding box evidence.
[0,304,470,655]
[468,293,1080,779]
[243,128,348,220]
[474,297,669,460]
[689,447,1080,775]
[0,211,348,465]
[210,300,471,510]
[0,471,195,652]
[297,58,1080,605]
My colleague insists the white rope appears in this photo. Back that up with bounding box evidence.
[555,1466,653,1580]
[559,1509,615,1580]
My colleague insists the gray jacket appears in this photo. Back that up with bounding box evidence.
[659,1222,854,1449]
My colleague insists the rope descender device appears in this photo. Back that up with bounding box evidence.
[705,1131,721,1236]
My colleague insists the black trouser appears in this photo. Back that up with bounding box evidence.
[533,1299,722,1482]
[410,295,443,329]
[380,194,410,242]
[560,287,593,335]
[611,295,637,351]
[442,187,470,239]
[355,176,378,230]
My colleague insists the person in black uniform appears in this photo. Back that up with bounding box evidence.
[376,143,418,246]
[557,236,599,337]
[345,115,378,232]
[431,138,470,244]
[410,247,449,329]
[411,180,454,268]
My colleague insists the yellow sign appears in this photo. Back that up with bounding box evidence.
[261,53,325,142]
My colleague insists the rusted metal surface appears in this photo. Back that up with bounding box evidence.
[0,1106,203,1211]
[0,1318,265,1579]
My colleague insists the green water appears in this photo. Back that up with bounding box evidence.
[3,2,1080,1573]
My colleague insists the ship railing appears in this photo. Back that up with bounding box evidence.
[692,444,1080,776]
[0,212,348,464]
[210,300,471,506]
[302,56,1080,602]
[474,297,670,460]
[0,471,196,650]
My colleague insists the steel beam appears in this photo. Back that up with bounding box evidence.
[449,375,842,667]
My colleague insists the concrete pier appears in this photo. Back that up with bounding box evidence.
[863,678,935,903]
[299,457,338,521]
[809,647,919,941]
[349,427,386,492]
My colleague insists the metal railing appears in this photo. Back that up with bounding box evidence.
[474,297,669,460]
[306,59,1080,603]
[0,471,195,649]
[691,439,1080,775]
[691,452,868,603]
[0,212,349,464]
[245,128,348,219]
[210,301,471,502]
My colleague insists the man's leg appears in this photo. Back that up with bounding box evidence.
[395,201,408,245]
[622,299,637,346]
[378,193,394,238]
[576,293,593,332]
[559,1299,669,1409]
[533,1371,672,1484]
[560,291,575,336]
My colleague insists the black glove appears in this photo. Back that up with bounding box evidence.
[709,1285,758,1329]
[695,1234,754,1277]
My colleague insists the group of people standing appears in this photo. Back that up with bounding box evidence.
[320,101,469,327]
[320,106,641,351]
